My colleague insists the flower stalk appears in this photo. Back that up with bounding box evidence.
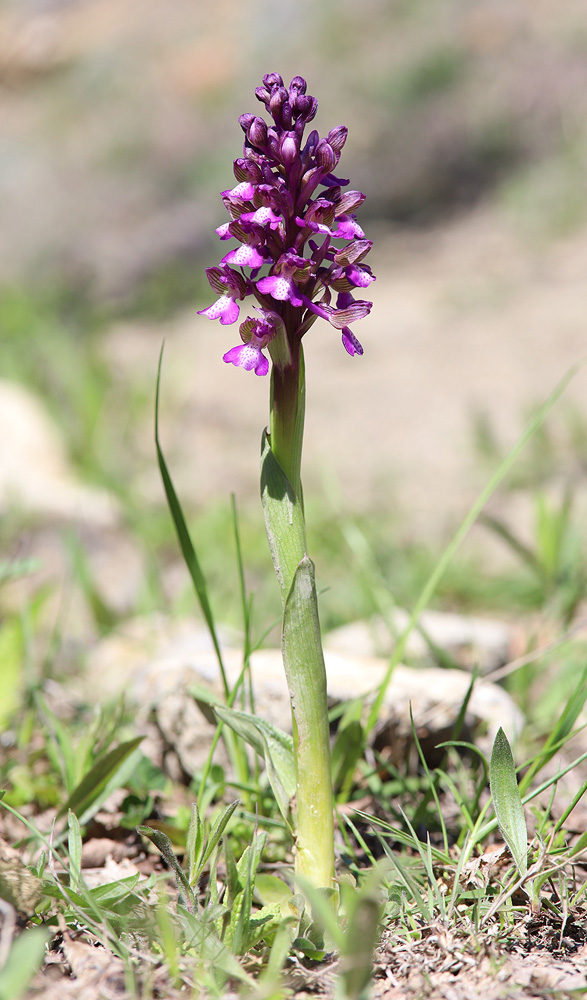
[198,73,374,889]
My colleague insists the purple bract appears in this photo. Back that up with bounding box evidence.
[198,73,375,373]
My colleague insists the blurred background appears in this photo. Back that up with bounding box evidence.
[1,0,587,656]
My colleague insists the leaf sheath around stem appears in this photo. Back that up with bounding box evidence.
[261,432,335,889]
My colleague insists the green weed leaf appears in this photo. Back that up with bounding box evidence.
[138,825,195,911]
[214,705,295,826]
[490,727,528,877]
[224,831,268,954]
[0,927,50,1000]
[255,873,293,908]
[59,737,143,824]
[187,799,239,888]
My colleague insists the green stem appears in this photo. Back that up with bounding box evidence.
[269,342,305,503]
[262,348,334,890]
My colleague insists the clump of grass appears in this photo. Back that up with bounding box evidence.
[2,363,587,997]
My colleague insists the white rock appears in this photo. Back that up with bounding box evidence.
[325,609,513,672]
[85,615,523,774]
[0,379,119,525]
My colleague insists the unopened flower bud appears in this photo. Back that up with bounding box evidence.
[279,131,299,167]
[281,101,292,130]
[233,158,263,184]
[327,126,348,153]
[248,116,268,148]
[293,94,313,120]
[269,86,288,121]
[315,139,337,173]
[263,72,283,90]
[239,113,255,134]
[289,75,307,97]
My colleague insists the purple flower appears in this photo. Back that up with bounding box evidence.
[256,252,307,306]
[223,308,282,376]
[200,74,375,372]
[198,265,247,325]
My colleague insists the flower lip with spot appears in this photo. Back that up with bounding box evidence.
[221,244,266,269]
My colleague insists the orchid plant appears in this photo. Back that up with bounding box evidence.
[198,73,374,891]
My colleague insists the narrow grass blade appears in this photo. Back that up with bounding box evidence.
[552,776,587,841]
[409,708,448,855]
[155,345,229,698]
[67,810,82,892]
[519,664,587,794]
[230,494,254,698]
[489,727,527,878]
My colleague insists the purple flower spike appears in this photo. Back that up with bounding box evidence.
[200,74,375,368]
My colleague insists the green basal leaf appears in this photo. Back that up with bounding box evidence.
[489,727,528,878]
[291,937,328,961]
[281,556,335,887]
[59,737,143,825]
[214,705,295,826]
[225,831,268,954]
